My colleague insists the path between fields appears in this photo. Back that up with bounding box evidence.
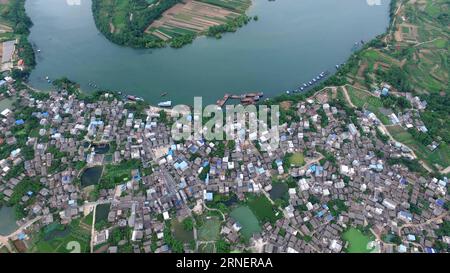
[90,203,97,253]
[203,202,225,222]
[441,166,450,174]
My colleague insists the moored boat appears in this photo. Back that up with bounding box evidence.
[158,101,172,107]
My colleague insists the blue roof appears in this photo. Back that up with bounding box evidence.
[15,119,25,125]
[174,161,188,170]
[436,199,444,207]
[27,191,33,196]
[400,177,408,184]
[189,145,199,153]
[425,247,437,254]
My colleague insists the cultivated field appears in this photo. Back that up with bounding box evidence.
[145,0,250,41]
[349,0,448,94]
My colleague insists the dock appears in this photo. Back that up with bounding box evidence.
[216,92,263,107]
[216,93,231,107]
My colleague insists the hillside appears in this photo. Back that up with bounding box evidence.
[266,0,449,173]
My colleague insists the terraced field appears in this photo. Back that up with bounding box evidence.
[340,0,449,172]
[351,0,449,94]
[146,0,247,41]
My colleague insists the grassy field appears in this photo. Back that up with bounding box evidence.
[342,228,375,253]
[387,125,450,169]
[345,85,391,125]
[0,246,9,253]
[289,152,305,167]
[30,220,91,253]
[198,216,221,241]
[0,0,16,41]
[99,159,140,189]
[246,194,280,224]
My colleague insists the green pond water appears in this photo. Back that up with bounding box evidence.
[93,144,110,154]
[26,0,390,105]
[0,206,18,236]
[270,183,289,200]
[80,166,103,187]
[342,228,375,253]
[95,203,110,223]
[230,206,261,239]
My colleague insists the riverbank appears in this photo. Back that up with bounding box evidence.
[25,0,390,105]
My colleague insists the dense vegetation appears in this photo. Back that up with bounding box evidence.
[92,0,182,48]
[206,15,251,38]
[0,0,35,78]
[0,0,32,35]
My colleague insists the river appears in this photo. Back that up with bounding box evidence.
[25,0,390,105]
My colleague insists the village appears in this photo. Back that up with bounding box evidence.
[0,73,448,253]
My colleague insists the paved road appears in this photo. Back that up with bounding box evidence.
[0,216,42,252]
[90,204,97,253]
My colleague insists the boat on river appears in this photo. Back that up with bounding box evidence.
[158,101,172,107]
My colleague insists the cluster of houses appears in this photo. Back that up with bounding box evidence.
[0,79,448,253]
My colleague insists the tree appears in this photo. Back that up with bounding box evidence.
[216,239,231,253]
[182,217,194,231]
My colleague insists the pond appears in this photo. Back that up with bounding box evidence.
[0,206,18,236]
[270,182,289,201]
[92,143,110,154]
[222,194,238,207]
[26,0,391,105]
[230,206,261,239]
[95,203,110,223]
[80,166,103,187]
[342,228,375,253]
